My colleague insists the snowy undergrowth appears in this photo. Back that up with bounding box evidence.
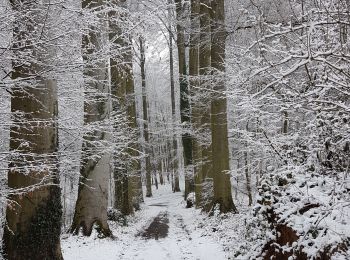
[62,171,350,260]
[188,207,251,259]
[244,168,350,259]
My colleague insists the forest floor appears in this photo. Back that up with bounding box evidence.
[61,184,243,260]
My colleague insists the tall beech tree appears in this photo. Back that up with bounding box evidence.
[210,0,236,213]
[198,0,214,211]
[109,0,143,216]
[190,0,214,211]
[188,0,203,207]
[3,1,63,259]
[70,0,112,236]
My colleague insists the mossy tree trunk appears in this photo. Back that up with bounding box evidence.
[3,1,63,259]
[210,0,237,213]
[70,0,112,237]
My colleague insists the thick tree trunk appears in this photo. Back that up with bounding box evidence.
[3,1,63,259]
[109,6,133,217]
[196,0,214,211]
[70,0,111,236]
[127,78,144,210]
[188,0,203,207]
[109,2,143,215]
[140,36,153,198]
[210,0,237,213]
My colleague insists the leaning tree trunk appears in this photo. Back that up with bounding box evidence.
[210,0,237,213]
[140,36,153,198]
[70,0,111,237]
[3,1,63,259]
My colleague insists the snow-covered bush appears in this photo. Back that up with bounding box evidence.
[227,0,350,258]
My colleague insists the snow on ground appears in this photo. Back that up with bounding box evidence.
[62,185,238,260]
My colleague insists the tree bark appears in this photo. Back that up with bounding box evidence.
[168,3,181,192]
[127,69,144,210]
[109,1,143,216]
[175,0,193,198]
[197,0,214,211]
[140,36,153,198]
[210,0,237,213]
[188,0,203,207]
[3,1,63,259]
[70,0,112,236]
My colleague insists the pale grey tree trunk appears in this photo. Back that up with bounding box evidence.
[70,0,112,237]
[0,0,11,242]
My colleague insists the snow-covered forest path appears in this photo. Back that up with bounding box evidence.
[62,185,227,260]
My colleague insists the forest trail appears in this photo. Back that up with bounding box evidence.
[62,185,227,260]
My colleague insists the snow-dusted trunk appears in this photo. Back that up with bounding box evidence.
[189,0,203,207]
[121,4,143,211]
[167,2,181,193]
[0,0,11,242]
[3,1,63,258]
[109,2,143,216]
[210,0,236,213]
[175,0,193,198]
[196,0,214,211]
[140,36,153,198]
[126,56,144,210]
[70,0,111,237]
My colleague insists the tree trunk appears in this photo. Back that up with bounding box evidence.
[168,3,181,192]
[188,0,203,207]
[70,0,112,236]
[3,1,63,259]
[109,1,143,216]
[197,0,214,211]
[175,0,193,199]
[127,70,144,210]
[159,160,164,185]
[128,76,144,207]
[140,36,153,198]
[210,0,237,213]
